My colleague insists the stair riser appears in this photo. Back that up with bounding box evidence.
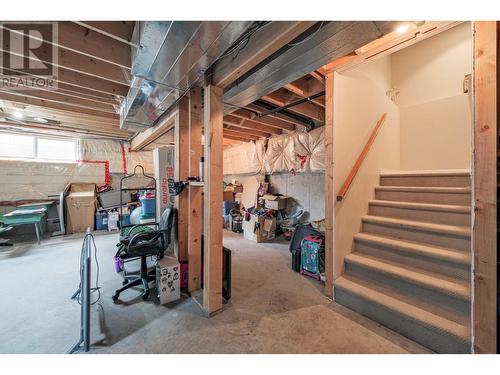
[380,175,471,187]
[362,221,471,251]
[334,287,471,353]
[344,261,470,322]
[354,240,471,281]
[369,205,471,226]
[375,190,471,205]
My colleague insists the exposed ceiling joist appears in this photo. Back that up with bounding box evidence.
[223,123,270,138]
[0,22,132,69]
[0,100,121,129]
[223,130,259,141]
[130,110,177,151]
[0,35,129,85]
[1,89,116,112]
[224,21,397,111]
[230,108,296,131]
[223,114,281,135]
[262,89,324,122]
[0,66,128,98]
[284,77,325,108]
[309,70,325,83]
[74,21,136,46]
[0,120,130,139]
[212,21,316,88]
[244,103,302,128]
[55,67,129,97]
[0,91,118,119]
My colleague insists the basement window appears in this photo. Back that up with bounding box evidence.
[0,133,77,162]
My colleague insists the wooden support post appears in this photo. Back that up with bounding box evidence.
[472,21,497,354]
[203,85,224,314]
[175,97,189,262]
[188,86,203,292]
[324,71,334,298]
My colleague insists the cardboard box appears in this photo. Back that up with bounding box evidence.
[223,191,234,202]
[242,213,276,243]
[65,183,96,234]
[156,256,180,304]
[262,194,288,210]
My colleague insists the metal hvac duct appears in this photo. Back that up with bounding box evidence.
[120,21,253,131]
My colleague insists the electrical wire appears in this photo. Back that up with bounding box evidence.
[287,21,325,46]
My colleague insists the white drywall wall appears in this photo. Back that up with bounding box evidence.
[391,22,472,169]
[333,59,401,279]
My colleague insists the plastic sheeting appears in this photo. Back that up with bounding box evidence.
[0,138,155,202]
[0,159,103,201]
[223,128,325,175]
[79,139,127,174]
[223,140,264,175]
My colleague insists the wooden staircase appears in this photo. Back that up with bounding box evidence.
[334,170,472,353]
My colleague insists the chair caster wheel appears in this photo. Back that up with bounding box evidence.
[112,293,119,302]
[142,292,149,300]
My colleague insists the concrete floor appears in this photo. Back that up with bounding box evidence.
[0,230,430,354]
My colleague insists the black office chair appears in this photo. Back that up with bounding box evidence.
[112,206,177,301]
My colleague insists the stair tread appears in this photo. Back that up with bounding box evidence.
[380,169,471,177]
[369,200,471,213]
[354,232,471,265]
[345,252,470,300]
[375,186,471,193]
[335,275,471,342]
[362,215,471,237]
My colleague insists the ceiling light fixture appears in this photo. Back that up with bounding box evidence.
[395,23,410,34]
[13,111,24,119]
[34,117,48,123]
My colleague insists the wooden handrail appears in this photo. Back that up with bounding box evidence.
[336,113,387,202]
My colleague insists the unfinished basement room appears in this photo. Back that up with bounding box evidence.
[0,3,499,371]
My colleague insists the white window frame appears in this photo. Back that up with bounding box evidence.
[0,133,78,162]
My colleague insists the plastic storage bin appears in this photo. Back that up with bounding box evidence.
[95,211,108,230]
[140,196,156,216]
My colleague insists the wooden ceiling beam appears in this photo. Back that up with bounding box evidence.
[0,88,117,112]
[0,91,119,119]
[223,131,258,142]
[0,33,129,85]
[74,21,136,45]
[309,70,325,83]
[56,67,128,97]
[130,110,177,151]
[262,89,324,122]
[0,120,130,139]
[223,129,258,140]
[0,22,131,69]
[223,123,270,138]
[0,99,121,130]
[212,21,315,88]
[284,77,325,108]
[244,103,301,128]
[1,66,128,98]
[223,114,281,135]
[231,108,295,131]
